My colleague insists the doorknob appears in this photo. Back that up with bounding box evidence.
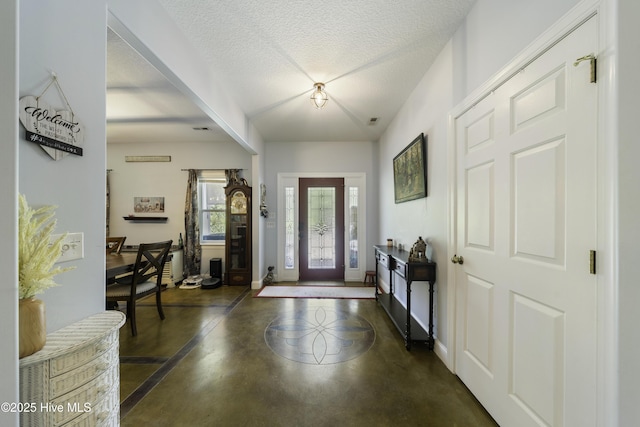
[451,254,464,265]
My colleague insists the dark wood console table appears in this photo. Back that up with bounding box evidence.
[374,245,436,350]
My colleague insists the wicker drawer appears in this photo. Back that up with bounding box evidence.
[50,330,117,377]
[50,362,119,426]
[50,347,118,399]
[70,398,120,427]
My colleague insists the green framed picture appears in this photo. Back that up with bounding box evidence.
[393,133,427,203]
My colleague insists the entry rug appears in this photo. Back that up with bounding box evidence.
[255,285,375,299]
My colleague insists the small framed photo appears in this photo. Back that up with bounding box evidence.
[134,196,165,213]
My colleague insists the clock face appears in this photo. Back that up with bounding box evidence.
[231,191,247,214]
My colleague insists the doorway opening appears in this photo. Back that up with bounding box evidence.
[277,173,366,283]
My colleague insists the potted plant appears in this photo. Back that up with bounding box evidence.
[18,194,73,358]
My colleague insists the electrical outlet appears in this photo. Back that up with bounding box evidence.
[52,232,84,263]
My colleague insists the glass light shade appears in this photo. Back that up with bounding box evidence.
[311,83,328,109]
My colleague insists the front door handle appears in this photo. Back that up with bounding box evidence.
[451,254,464,265]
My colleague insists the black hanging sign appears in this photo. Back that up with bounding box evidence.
[26,131,83,156]
[19,74,85,160]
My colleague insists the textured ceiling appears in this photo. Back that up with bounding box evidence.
[107,30,233,144]
[107,0,476,145]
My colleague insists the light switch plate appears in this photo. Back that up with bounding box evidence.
[52,232,84,263]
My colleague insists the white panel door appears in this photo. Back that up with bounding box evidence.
[453,16,598,427]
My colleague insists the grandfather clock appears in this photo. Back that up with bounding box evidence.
[225,182,252,285]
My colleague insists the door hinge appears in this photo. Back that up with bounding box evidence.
[590,250,597,275]
[574,54,597,83]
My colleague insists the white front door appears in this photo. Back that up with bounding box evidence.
[453,16,598,427]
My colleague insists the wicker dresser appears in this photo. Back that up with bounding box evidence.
[19,311,126,426]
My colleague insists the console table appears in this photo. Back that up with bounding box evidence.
[19,311,125,426]
[374,245,436,350]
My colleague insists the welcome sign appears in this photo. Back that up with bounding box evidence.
[19,76,84,160]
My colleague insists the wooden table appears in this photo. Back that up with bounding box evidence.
[106,250,174,282]
[374,245,437,350]
[105,252,138,282]
[105,253,140,310]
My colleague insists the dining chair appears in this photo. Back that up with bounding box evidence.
[105,240,172,336]
[106,236,126,254]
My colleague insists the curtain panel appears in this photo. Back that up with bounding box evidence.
[184,169,202,275]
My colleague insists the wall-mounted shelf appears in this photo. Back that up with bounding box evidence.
[123,216,168,223]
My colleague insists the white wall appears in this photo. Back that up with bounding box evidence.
[252,153,265,288]
[377,41,454,355]
[452,0,580,101]
[18,1,108,332]
[0,0,19,424]
[2,1,108,424]
[377,0,582,355]
[263,140,378,276]
[616,0,640,423]
[107,140,253,275]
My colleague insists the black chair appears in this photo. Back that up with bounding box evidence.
[106,240,172,336]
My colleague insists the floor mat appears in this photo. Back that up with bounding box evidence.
[255,285,375,299]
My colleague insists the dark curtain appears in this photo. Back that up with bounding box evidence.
[184,169,201,275]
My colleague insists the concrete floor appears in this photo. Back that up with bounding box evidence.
[116,284,497,426]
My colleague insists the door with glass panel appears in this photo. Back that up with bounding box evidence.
[299,178,344,281]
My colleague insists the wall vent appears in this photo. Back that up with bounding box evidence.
[368,117,378,125]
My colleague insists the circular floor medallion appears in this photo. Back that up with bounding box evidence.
[264,306,375,365]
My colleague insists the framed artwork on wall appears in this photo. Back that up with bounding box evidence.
[134,196,165,213]
[393,133,427,203]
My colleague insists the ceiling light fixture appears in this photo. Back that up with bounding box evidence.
[310,82,328,109]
